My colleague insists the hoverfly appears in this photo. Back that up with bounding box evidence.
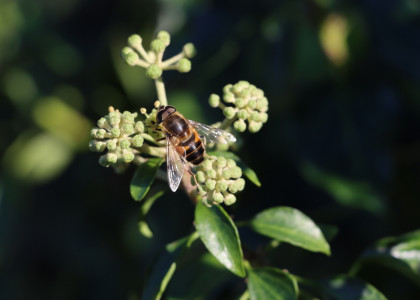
[156,105,236,192]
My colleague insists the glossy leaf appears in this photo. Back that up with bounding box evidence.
[142,233,198,300]
[130,158,163,201]
[250,206,330,255]
[137,190,165,238]
[247,267,298,300]
[195,202,246,277]
[353,229,420,286]
[208,151,261,187]
[320,275,387,300]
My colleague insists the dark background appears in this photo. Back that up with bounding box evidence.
[1,0,420,299]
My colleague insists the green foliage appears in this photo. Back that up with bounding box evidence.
[247,267,298,300]
[130,158,163,201]
[195,202,245,277]
[249,206,331,255]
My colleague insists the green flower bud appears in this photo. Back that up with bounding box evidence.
[224,194,236,205]
[183,43,196,58]
[122,111,135,123]
[236,178,246,191]
[233,119,246,132]
[216,181,228,192]
[89,140,106,152]
[223,84,233,95]
[212,192,224,203]
[178,58,191,73]
[157,31,171,46]
[99,155,109,167]
[256,97,268,111]
[237,109,249,120]
[202,159,213,170]
[121,47,140,66]
[110,127,120,137]
[145,64,162,79]
[121,124,134,135]
[134,121,145,133]
[121,150,135,163]
[209,94,220,108]
[216,156,227,168]
[223,107,236,119]
[97,129,106,139]
[108,113,121,127]
[235,97,246,108]
[223,92,236,103]
[231,166,242,178]
[259,112,268,123]
[247,99,257,109]
[226,159,236,168]
[206,168,217,179]
[97,117,107,128]
[249,121,263,133]
[222,169,232,180]
[150,39,166,53]
[106,139,117,151]
[131,135,144,147]
[128,34,142,48]
[205,179,216,190]
[233,81,249,94]
[196,170,206,183]
[250,111,260,122]
[120,139,131,149]
[90,128,99,138]
[106,152,118,164]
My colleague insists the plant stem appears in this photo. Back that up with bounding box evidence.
[220,116,236,130]
[155,77,168,106]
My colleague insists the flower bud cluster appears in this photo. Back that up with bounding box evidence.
[196,156,245,206]
[89,107,145,167]
[209,81,268,133]
[121,31,196,77]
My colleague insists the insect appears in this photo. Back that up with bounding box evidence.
[156,105,236,192]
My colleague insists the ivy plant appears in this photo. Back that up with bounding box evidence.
[88,31,420,299]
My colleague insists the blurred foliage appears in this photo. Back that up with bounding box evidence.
[1,0,420,299]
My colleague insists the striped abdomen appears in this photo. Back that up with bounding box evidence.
[179,130,204,165]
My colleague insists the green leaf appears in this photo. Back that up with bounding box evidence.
[142,233,199,300]
[320,275,387,300]
[130,157,163,201]
[249,206,330,255]
[208,151,261,187]
[138,190,165,238]
[166,252,234,300]
[247,267,298,300]
[353,229,420,286]
[195,202,246,277]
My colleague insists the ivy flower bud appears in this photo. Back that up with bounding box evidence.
[183,43,196,58]
[224,194,236,205]
[134,121,145,133]
[234,119,247,132]
[150,39,166,53]
[110,127,121,137]
[105,153,118,164]
[157,30,171,46]
[97,129,106,139]
[249,121,263,133]
[90,128,99,138]
[131,135,144,147]
[223,107,236,119]
[121,150,133,162]
[107,139,117,151]
[209,94,220,108]
[146,64,162,79]
[178,58,191,73]
[119,139,131,149]
[121,47,140,66]
[89,140,106,152]
[128,34,142,48]
[237,109,249,120]
[97,117,107,128]
[196,156,245,206]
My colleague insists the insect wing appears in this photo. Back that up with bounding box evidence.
[166,137,185,192]
[188,120,236,144]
